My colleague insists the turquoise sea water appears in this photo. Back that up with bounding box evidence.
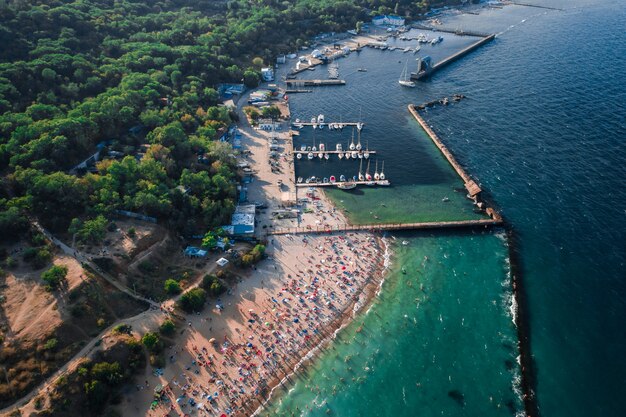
[263,232,520,417]
[270,1,626,416]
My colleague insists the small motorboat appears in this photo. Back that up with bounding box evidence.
[323,177,328,183]
[339,175,346,182]
[307,152,314,160]
[337,181,356,190]
[324,153,330,160]
[338,153,344,159]
[297,153,302,159]
[297,177,303,183]
[329,176,336,183]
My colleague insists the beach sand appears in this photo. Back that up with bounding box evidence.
[120,231,384,417]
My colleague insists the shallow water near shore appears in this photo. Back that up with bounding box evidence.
[262,232,521,417]
[271,0,626,416]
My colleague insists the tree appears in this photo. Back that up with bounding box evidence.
[164,278,181,295]
[41,264,68,289]
[0,207,29,242]
[91,362,123,385]
[201,231,217,249]
[141,332,161,352]
[243,70,260,88]
[252,57,264,68]
[159,319,175,335]
[77,215,108,243]
[178,288,206,312]
[202,273,225,296]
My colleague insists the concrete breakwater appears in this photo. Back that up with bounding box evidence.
[411,34,495,80]
[407,104,502,219]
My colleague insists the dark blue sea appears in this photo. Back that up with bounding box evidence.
[264,1,626,416]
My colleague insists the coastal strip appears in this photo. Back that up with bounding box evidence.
[505,226,540,417]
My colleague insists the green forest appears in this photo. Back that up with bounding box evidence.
[0,0,460,241]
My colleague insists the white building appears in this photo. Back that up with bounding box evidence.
[372,15,405,27]
[261,67,274,81]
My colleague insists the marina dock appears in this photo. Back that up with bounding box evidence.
[292,122,364,128]
[286,79,346,86]
[267,218,502,235]
[295,180,386,188]
[411,34,495,80]
[293,150,376,155]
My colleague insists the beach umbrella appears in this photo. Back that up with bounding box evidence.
[209,338,216,343]
[248,309,254,313]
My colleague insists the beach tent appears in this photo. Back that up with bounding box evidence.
[216,257,229,266]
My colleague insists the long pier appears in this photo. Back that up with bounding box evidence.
[411,34,495,80]
[267,218,501,235]
[286,79,345,86]
[507,1,564,11]
[412,24,491,38]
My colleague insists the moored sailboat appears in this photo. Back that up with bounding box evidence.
[399,60,416,88]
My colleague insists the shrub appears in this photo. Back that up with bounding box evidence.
[159,319,175,336]
[127,227,136,238]
[43,338,58,351]
[41,264,68,289]
[112,324,132,334]
[164,278,181,295]
[4,256,17,268]
[33,248,53,269]
[240,244,266,267]
[178,288,206,313]
[97,318,106,328]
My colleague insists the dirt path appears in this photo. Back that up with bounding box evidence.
[1,229,224,416]
[32,221,160,308]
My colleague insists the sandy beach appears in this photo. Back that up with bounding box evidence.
[120,231,384,417]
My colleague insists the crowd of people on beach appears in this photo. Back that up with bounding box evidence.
[141,232,382,417]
